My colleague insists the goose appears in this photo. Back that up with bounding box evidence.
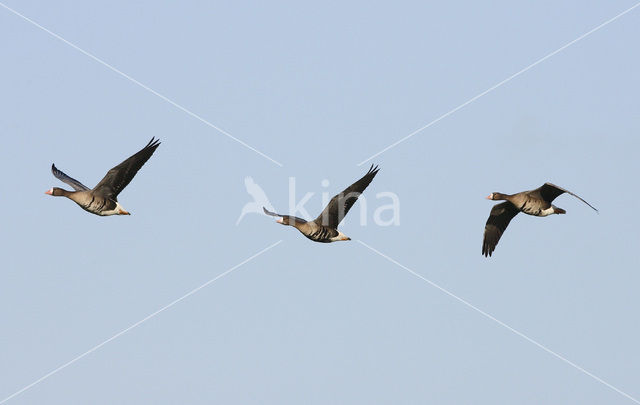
[45,138,160,216]
[482,182,597,257]
[263,164,380,242]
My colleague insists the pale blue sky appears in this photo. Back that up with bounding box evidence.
[1,1,640,404]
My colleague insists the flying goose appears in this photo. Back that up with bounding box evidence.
[482,182,598,257]
[45,138,161,216]
[263,164,380,242]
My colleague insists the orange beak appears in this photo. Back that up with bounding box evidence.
[486,194,492,200]
[276,218,284,224]
[119,209,131,215]
[342,237,351,241]
[45,189,52,195]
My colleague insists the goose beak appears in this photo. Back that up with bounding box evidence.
[44,189,52,195]
[276,218,284,224]
[342,237,351,241]
[485,194,492,200]
[119,209,131,215]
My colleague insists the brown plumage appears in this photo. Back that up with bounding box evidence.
[264,164,380,242]
[482,182,597,257]
[45,138,160,216]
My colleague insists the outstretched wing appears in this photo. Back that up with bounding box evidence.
[536,183,598,212]
[482,202,520,257]
[263,207,307,224]
[93,138,161,200]
[51,164,90,191]
[314,164,380,228]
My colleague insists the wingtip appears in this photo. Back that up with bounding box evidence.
[146,137,161,148]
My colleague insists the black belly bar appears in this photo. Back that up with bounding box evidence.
[306,227,332,243]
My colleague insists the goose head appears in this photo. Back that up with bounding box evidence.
[276,217,289,225]
[486,192,508,201]
[45,187,68,196]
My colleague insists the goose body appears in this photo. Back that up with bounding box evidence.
[46,138,160,216]
[49,189,128,216]
[482,182,597,257]
[496,192,563,217]
[263,165,380,242]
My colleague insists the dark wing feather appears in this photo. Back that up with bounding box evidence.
[536,182,598,212]
[482,202,520,257]
[51,164,90,191]
[314,164,380,228]
[92,138,160,200]
[263,207,307,224]
[263,207,280,217]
